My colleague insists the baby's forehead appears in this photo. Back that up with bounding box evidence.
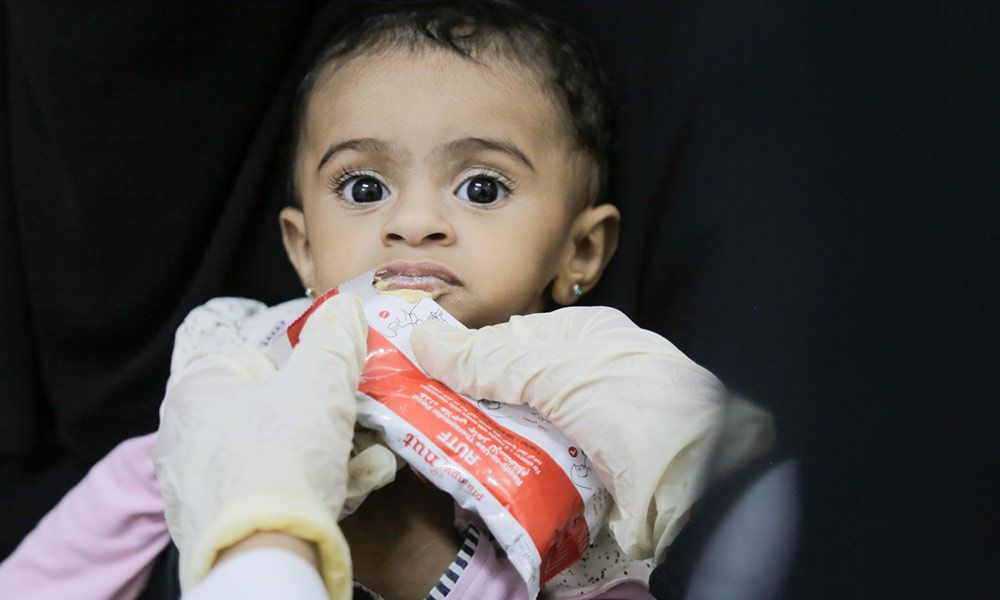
[304,47,577,154]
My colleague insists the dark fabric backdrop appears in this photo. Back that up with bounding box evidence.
[2,1,996,597]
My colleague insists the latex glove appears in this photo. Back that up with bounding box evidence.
[342,429,401,517]
[411,306,774,562]
[154,294,378,599]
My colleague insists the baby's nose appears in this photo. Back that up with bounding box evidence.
[379,192,455,246]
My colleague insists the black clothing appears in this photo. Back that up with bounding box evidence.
[2,2,996,597]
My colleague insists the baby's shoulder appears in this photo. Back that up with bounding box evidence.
[169,296,310,383]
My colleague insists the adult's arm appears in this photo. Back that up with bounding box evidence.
[184,546,328,600]
[154,294,372,598]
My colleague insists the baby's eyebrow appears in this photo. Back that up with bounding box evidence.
[439,137,535,171]
[316,138,389,172]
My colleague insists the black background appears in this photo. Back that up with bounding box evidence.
[2,1,997,597]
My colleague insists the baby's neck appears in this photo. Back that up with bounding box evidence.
[340,466,462,600]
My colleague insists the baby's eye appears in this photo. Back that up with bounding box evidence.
[455,174,511,205]
[339,174,388,204]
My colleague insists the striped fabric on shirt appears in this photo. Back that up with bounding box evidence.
[350,525,481,600]
[425,525,480,600]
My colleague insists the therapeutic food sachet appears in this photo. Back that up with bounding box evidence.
[268,270,610,598]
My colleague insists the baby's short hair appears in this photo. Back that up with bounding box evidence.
[289,0,613,206]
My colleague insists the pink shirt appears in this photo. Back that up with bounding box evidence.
[0,434,169,600]
[0,433,652,600]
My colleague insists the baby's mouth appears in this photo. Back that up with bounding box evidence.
[373,262,461,300]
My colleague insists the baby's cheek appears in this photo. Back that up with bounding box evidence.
[316,251,365,290]
[464,292,539,330]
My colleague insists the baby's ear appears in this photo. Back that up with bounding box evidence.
[551,203,621,305]
[279,207,315,290]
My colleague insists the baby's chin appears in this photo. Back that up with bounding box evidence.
[430,296,502,330]
[448,304,520,330]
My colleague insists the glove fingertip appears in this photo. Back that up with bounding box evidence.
[348,445,399,489]
[295,293,368,364]
[411,320,458,366]
[310,293,365,331]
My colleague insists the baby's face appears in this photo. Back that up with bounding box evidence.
[284,48,607,329]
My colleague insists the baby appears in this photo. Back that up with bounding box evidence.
[261,0,625,595]
[0,1,768,599]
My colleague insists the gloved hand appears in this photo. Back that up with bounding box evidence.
[410,306,774,562]
[342,429,401,517]
[154,294,393,599]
